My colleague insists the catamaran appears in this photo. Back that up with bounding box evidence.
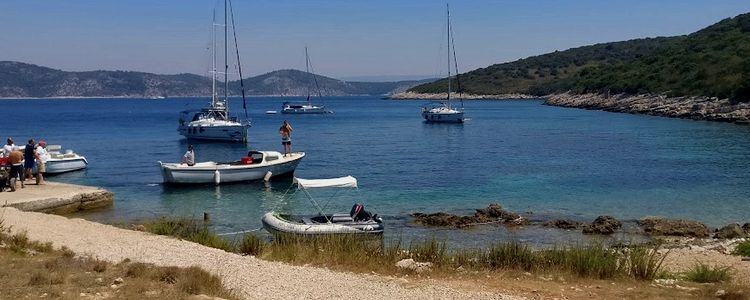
[281,47,332,114]
[421,4,466,123]
[178,0,251,142]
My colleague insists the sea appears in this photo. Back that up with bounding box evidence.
[3,96,750,248]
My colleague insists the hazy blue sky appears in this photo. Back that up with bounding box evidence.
[2,1,749,80]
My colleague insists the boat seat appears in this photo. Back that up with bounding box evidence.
[330,213,353,223]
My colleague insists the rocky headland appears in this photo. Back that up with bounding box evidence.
[387,91,537,100]
[544,93,750,124]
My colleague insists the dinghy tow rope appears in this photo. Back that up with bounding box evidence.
[216,227,264,236]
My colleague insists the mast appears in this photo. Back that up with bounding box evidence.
[446,3,451,109]
[212,7,217,105]
[305,46,311,105]
[223,0,229,110]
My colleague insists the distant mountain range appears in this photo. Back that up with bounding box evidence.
[0,61,431,98]
[409,12,750,103]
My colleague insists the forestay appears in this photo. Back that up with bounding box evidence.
[293,176,357,189]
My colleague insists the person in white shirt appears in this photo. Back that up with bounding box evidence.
[35,140,50,184]
[2,138,17,157]
[181,145,195,166]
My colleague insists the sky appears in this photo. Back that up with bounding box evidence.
[2,0,750,81]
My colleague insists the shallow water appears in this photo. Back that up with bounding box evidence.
[3,96,749,248]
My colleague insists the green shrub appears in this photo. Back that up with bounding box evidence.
[685,263,732,283]
[731,240,750,257]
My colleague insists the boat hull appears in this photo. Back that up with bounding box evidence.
[281,108,332,114]
[261,212,384,237]
[178,124,249,142]
[45,157,88,174]
[160,152,304,184]
[422,111,465,123]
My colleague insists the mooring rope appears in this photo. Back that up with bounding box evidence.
[216,228,263,236]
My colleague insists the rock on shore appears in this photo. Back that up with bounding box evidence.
[638,217,710,238]
[411,203,527,228]
[544,92,750,123]
[581,216,622,235]
[387,91,537,100]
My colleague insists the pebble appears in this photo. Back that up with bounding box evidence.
[715,290,726,297]
[39,293,47,298]
[113,277,124,285]
[95,277,103,283]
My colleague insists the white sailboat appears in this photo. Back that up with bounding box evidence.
[179,0,251,142]
[421,4,465,123]
[281,47,333,114]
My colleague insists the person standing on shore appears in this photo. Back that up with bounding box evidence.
[2,138,17,157]
[279,120,293,156]
[8,149,24,189]
[23,139,38,180]
[35,140,49,185]
[182,145,195,166]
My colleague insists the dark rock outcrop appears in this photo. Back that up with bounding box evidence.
[743,223,750,235]
[411,203,526,228]
[638,217,710,238]
[582,216,622,235]
[543,219,583,230]
[715,224,747,239]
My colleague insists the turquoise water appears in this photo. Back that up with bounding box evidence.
[3,97,749,247]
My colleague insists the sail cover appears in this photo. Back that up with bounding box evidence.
[294,176,357,189]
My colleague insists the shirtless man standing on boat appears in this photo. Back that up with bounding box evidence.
[279,120,293,156]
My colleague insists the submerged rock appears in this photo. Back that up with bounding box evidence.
[715,223,746,239]
[582,216,622,235]
[543,219,583,230]
[411,203,523,228]
[638,217,710,238]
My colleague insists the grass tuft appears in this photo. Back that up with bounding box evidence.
[143,217,236,252]
[485,241,536,271]
[626,243,667,280]
[409,237,448,265]
[685,263,732,283]
[8,231,30,254]
[238,234,267,256]
[177,266,226,296]
[92,259,107,273]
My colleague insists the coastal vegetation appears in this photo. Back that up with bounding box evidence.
[0,222,236,299]
[685,263,733,283]
[410,12,750,103]
[0,61,427,98]
[732,240,750,257]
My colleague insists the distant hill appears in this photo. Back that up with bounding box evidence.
[409,12,750,103]
[0,62,425,98]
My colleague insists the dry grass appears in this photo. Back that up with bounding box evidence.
[0,225,237,299]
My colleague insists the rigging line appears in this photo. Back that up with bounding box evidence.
[228,0,248,120]
[449,10,464,108]
[305,46,311,103]
[224,0,229,108]
[302,188,330,223]
[216,228,263,236]
[306,47,324,99]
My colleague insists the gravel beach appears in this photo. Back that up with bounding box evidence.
[2,207,520,300]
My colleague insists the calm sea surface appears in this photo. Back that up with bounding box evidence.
[3,96,750,247]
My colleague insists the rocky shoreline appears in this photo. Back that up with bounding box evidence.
[544,92,750,124]
[387,91,537,100]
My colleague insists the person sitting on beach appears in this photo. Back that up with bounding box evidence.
[279,120,293,157]
[182,145,195,166]
[23,139,38,180]
[35,140,50,185]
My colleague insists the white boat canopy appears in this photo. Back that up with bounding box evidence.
[293,176,357,189]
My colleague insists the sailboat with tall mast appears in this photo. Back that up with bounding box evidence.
[421,4,465,123]
[178,0,250,142]
[281,47,332,114]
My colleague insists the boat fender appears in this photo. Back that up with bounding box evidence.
[214,170,220,185]
[263,171,272,182]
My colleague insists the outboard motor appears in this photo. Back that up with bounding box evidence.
[350,203,373,222]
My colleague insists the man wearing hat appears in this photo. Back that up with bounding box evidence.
[35,140,50,184]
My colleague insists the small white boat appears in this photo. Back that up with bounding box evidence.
[159,151,304,184]
[265,110,278,114]
[262,176,384,237]
[281,102,332,114]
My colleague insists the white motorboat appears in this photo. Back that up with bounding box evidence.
[178,0,250,142]
[159,151,304,184]
[421,4,466,123]
[262,176,384,237]
[281,102,332,114]
[281,47,332,115]
[19,145,88,174]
